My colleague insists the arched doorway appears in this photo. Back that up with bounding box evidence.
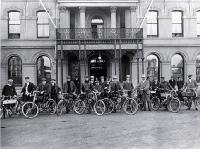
[147,54,160,81]
[91,16,104,39]
[171,54,184,81]
[89,52,108,81]
[121,55,130,81]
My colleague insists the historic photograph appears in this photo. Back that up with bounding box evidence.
[1,0,200,148]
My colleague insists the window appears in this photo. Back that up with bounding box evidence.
[8,56,22,86]
[37,56,51,84]
[147,54,160,80]
[196,55,200,83]
[172,11,183,37]
[197,11,200,37]
[8,11,20,39]
[146,11,158,37]
[91,16,104,39]
[171,54,184,80]
[37,11,49,38]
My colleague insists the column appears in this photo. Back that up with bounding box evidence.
[110,7,117,28]
[79,7,86,28]
[125,8,131,28]
[130,6,137,28]
[59,7,66,28]
[65,8,70,28]
[162,61,171,81]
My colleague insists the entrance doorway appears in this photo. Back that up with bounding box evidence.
[89,52,108,80]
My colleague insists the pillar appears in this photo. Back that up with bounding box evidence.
[110,7,117,28]
[130,6,137,28]
[79,7,86,28]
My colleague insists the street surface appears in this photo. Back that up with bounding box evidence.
[1,108,200,149]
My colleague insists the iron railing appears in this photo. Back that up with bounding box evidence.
[56,28,143,40]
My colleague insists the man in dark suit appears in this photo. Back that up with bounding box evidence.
[36,78,51,102]
[169,76,176,89]
[21,76,36,102]
[137,74,151,111]
[2,79,17,97]
[109,76,122,92]
[49,79,61,104]
[63,76,77,94]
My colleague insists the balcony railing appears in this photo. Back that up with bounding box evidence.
[56,28,143,40]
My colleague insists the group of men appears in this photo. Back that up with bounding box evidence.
[2,73,199,111]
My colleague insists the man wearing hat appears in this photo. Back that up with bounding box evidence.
[21,77,36,102]
[36,78,51,102]
[81,76,95,93]
[90,76,95,85]
[63,76,77,95]
[94,80,102,92]
[122,75,134,92]
[2,79,17,98]
[49,79,61,104]
[109,76,122,92]
[160,76,173,92]
[137,74,151,111]
[169,76,176,89]
[183,74,198,110]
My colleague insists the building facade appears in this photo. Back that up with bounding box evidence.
[1,0,200,92]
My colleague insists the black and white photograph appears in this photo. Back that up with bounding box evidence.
[1,0,200,148]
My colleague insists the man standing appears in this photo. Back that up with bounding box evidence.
[49,79,61,104]
[160,77,173,92]
[177,77,184,90]
[21,77,36,102]
[36,78,51,102]
[122,75,134,91]
[169,76,176,89]
[74,76,80,94]
[109,76,122,92]
[63,76,77,95]
[137,74,151,111]
[81,76,94,93]
[183,74,198,110]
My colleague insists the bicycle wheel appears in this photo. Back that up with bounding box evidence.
[47,99,57,115]
[150,97,160,111]
[104,98,114,114]
[195,96,200,110]
[94,100,106,116]
[74,100,86,114]
[184,97,192,108]
[169,98,181,113]
[57,100,65,116]
[123,98,138,115]
[0,106,3,119]
[22,102,39,119]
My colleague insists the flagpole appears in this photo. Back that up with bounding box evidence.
[139,0,154,29]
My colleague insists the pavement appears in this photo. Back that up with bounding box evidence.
[1,108,200,149]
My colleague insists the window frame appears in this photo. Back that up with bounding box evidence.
[8,56,22,86]
[146,10,159,38]
[172,11,184,37]
[8,11,21,39]
[36,10,50,38]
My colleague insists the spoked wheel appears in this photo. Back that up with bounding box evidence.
[0,107,3,119]
[150,97,160,111]
[94,100,106,116]
[183,97,192,109]
[195,96,200,110]
[123,98,138,115]
[104,98,114,114]
[74,100,86,114]
[57,100,66,116]
[169,98,181,113]
[22,102,39,119]
[47,99,57,115]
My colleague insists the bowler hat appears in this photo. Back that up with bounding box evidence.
[41,78,46,81]
[25,76,30,79]
[188,74,192,77]
[113,76,118,79]
[126,75,131,78]
[8,79,13,82]
[141,74,146,78]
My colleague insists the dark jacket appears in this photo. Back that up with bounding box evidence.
[2,85,17,96]
[81,82,94,92]
[137,80,150,94]
[36,83,51,95]
[122,81,134,90]
[109,81,122,92]
[177,80,184,90]
[151,81,161,90]
[49,83,61,99]
[63,81,77,93]
[21,82,36,95]
[169,79,176,89]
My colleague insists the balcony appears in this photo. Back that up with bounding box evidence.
[56,28,143,45]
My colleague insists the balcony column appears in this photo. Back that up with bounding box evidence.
[59,7,66,28]
[110,7,117,28]
[65,8,70,39]
[79,7,86,28]
[130,6,137,28]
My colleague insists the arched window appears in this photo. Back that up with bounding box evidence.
[91,16,104,39]
[172,11,183,37]
[196,55,200,82]
[37,11,49,38]
[147,54,160,80]
[36,56,51,84]
[8,11,20,39]
[171,54,184,80]
[197,11,200,37]
[147,11,158,37]
[8,56,22,86]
